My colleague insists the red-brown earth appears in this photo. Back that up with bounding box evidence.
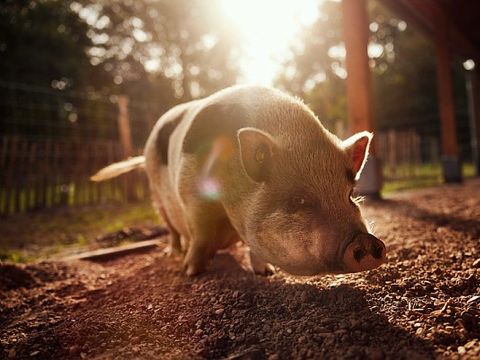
[1,180,479,359]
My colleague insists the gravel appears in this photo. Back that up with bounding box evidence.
[1,179,479,359]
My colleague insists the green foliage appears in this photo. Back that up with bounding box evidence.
[370,5,439,134]
[0,0,242,141]
[274,0,445,139]
[275,0,347,132]
[0,0,94,86]
[78,0,240,101]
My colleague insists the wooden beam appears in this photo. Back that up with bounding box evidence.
[381,0,480,62]
[470,69,480,173]
[433,8,462,182]
[434,10,458,157]
[61,239,162,262]
[342,0,382,195]
[117,95,134,158]
[342,0,374,136]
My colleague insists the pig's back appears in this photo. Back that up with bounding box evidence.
[144,100,201,237]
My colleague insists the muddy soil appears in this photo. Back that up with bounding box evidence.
[1,180,479,359]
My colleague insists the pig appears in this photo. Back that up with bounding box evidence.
[91,85,386,276]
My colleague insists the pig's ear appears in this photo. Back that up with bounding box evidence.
[343,131,372,179]
[237,127,277,182]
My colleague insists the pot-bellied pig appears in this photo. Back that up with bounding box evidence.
[92,85,386,276]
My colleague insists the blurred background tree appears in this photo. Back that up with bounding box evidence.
[0,0,241,142]
[80,0,240,101]
[274,0,469,152]
[0,0,471,153]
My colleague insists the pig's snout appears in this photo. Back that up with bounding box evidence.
[343,233,386,273]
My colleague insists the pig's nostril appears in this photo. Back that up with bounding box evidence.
[371,241,384,259]
[353,247,366,262]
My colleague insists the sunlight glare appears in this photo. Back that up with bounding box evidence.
[220,0,320,85]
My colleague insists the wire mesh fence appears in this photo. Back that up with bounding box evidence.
[0,80,477,214]
[0,81,151,215]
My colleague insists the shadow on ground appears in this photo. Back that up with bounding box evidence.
[373,198,480,240]
[16,252,434,359]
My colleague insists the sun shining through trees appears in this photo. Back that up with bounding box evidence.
[219,0,320,85]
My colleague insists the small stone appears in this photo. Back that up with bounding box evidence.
[464,340,476,349]
[467,295,480,304]
[318,332,332,337]
[147,304,153,310]
[457,346,466,355]
[215,308,225,315]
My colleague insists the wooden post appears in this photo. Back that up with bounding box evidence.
[342,0,382,196]
[467,68,480,175]
[434,9,462,182]
[116,95,136,201]
[117,95,134,158]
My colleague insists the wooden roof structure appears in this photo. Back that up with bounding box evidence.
[341,0,480,195]
[382,0,480,62]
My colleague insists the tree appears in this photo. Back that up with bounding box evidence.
[0,0,242,142]
[80,0,241,102]
[274,0,437,135]
[0,0,102,139]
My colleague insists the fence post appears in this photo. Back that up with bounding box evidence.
[116,95,136,201]
[117,95,133,158]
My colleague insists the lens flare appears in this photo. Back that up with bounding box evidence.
[198,177,222,200]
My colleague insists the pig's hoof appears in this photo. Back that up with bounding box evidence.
[163,245,181,257]
[252,263,275,276]
[184,264,201,276]
[182,261,205,276]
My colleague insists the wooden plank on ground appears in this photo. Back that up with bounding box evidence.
[61,239,163,262]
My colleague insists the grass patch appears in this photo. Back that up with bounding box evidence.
[0,201,158,262]
[381,162,477,195]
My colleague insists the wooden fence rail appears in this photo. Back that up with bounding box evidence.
[0,135,147,215]
[377,128,440,180]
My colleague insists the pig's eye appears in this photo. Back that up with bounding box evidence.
[287,196,314,213]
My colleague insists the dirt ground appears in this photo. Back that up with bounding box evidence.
[1,180,479,359]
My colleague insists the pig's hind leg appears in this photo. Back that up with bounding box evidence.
[156,204,183,256]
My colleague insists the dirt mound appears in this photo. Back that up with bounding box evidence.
[1,179,479,359]
[0,262,69,291]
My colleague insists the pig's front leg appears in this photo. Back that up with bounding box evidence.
[183,238,215,276]
[163,230,182,257]
[182,204,220,276]
[249,250,275,275]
